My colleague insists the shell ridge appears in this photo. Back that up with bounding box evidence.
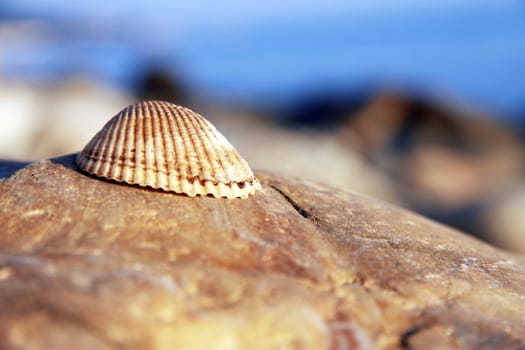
[83,124,107,165]
[153,102,167,170]
[207,120,253,180]
[144,103,155,184]
[177,108,201,196]
[122,105,135,181]
[109,112,126,180]
[87,115,117,159]
[79,131,102,173]
[203,115,230,178]
[133,103,145,185]
[142,103,151,169]
[117,108,130,167]
[175,107,195,179]
[146,102,159,188]
[151,102,168,189]
[167,105,186,193]
[161,103,181,190]
[125,105,136,182]
[189,114,254,197]
[187,110,216,183]
[98,113,121,176]
[195,113,234,182]
[161,106,202,194]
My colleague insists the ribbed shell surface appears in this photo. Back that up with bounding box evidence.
[76,101,260,198]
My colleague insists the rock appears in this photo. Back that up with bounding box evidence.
[482,186,525,252]
[0,78,132,160]
[1,155,525,349]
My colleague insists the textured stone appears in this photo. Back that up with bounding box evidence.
[1,155,525,349]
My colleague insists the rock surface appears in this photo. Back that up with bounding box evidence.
[1,155,525,349]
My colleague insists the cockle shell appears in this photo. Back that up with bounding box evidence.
[76,101,260,198]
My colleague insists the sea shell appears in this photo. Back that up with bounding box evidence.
[76,101,260,198]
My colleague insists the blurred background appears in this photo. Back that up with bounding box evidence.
[1,1,524,252]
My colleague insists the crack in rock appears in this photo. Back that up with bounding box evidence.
[269,184,317,221]
[400,322,435,349]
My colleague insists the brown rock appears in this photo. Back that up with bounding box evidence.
[1,155,525,349]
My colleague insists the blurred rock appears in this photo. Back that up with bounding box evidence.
[136,67,189,105]
[482,186,525,252]
[343,92,524,210]
[284,89,367,127]
[334,91,525,248]
[0,82,42,160]
[0,78,132,160]
[1,155,525,349]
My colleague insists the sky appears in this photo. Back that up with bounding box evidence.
[1,0,525,117]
